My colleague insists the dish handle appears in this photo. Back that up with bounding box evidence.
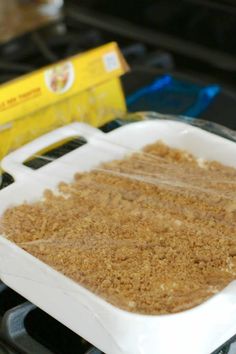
[1,122,102,182]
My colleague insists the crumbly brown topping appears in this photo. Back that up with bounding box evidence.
[1,141,236,315]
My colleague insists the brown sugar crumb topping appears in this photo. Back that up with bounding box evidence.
[1,141,236,315]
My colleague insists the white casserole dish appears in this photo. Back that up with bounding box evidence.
[0,119,236,354]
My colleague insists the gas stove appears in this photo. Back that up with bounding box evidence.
[0,1,236,353]
[0,280,101,354]
[1,2,236,130]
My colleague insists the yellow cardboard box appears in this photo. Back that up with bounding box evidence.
[0,42,129,160]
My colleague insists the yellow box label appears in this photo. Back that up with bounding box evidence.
[0,42,129,125]
[0,42,129,161]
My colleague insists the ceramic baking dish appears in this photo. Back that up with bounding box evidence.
[0,119,236,354]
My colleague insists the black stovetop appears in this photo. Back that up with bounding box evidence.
[1,2,236,130]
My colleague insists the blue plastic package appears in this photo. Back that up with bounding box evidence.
[126,75,220,118]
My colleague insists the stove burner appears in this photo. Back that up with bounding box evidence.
[0,6,173,85]
[0,281,103,354]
